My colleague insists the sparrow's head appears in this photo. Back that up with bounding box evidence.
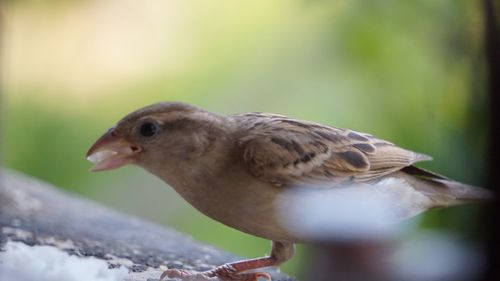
[86,102,227,172]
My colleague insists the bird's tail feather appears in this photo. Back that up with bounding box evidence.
[401,166,494,207]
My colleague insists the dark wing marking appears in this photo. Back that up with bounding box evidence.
[235,113,431,187]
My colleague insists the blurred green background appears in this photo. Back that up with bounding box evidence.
[1,0,489,277]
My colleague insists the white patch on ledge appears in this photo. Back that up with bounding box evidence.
[0,241,128,281]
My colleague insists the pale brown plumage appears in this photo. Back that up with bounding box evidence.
[235,112,431,187]
[86,102,492,281]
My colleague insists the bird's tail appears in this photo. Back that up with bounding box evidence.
[401,166,494,207]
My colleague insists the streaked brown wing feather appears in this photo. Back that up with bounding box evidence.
[235,113,431,187]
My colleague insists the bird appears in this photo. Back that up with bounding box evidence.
[86,102,492,281]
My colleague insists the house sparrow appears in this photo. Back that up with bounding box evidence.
[86,102,492,281]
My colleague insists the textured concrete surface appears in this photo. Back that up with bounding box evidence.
[0,169,294,281]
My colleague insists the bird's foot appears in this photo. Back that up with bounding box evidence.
[208,264,271,281]
[160,265,271,281]
[160,269,196,280]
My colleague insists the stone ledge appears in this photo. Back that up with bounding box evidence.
[0,169,294,281]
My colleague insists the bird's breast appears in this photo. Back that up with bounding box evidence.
[162,166,296,242]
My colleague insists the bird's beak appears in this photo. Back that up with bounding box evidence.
[86,130,142,172]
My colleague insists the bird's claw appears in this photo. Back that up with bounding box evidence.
[159,265,271,281]
[208,264,238,278]
[160,268,219,281]
[208,264,271,281]
[159,268,192,280]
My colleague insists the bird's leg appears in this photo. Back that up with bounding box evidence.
[209,241,295,279]
[160,241,295,281]
[205,257,275,280]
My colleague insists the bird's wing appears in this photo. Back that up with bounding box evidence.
[235,113,431,187]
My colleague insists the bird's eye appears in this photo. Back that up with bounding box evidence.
[139,122,159,137]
